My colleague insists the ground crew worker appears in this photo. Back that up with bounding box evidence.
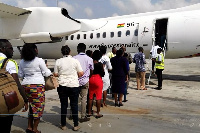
[0,39,28,133]
[154,48,164,90]
[150,44,160,73]
[107,46,117,59]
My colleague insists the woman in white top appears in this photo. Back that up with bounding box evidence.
[19,44,51,133]
[54,45,83,131]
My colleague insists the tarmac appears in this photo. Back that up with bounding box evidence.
[11,57,200,133]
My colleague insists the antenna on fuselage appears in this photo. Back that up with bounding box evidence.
[56,0,59,7]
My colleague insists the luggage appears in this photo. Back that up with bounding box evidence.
[45,75,59,91]
[0,59,24,116]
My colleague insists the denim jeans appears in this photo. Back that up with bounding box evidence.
[57,85,79,127]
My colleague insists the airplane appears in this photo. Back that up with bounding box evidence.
[0,3,81,43]
[7,3,200,59]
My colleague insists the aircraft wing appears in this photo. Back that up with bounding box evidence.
[0,3,31,17]
[0,3,81,43]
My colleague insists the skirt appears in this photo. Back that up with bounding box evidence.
[112,76,126,94]
[89,74,103,100]
[23,84,45,119]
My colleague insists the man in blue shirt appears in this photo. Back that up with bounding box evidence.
[74,43,94,122]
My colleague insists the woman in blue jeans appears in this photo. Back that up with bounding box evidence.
[54,45,83,131]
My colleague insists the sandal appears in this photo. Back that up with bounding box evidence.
[95,114,103,119]
[115,102,118,107]
[32,130,41,133]
[118,102,123,107]
[101,102,107,107]
[87,114,92,117]
[26,129,32,133]
[142,88,147,90]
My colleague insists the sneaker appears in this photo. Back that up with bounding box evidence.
[73,126,80,131]
[122,100,128,102]
[61,126,67,130]
[80,117,90,123]
[154,87,162,90]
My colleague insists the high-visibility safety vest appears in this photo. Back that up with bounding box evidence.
[155,53,164,69]
[0,57,18,73]
[107,52,115,59]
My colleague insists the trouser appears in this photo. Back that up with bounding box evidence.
[156,69,164,88]
[107,73,112,94]
[57,85,79,127]
[136,72,146,89]
[0,115,14,133]
[124,82,127,100]
[79,82,89,118]
[152,59,156,71]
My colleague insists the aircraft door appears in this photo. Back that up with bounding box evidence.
[137,21,153,50]
[154,18,168,50]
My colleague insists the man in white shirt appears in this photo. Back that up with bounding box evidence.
[150,44,160,73]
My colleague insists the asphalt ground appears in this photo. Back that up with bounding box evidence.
[11,57,200,133]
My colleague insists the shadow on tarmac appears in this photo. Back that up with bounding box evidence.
[130,72,200,82]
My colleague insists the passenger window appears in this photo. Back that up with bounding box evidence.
[134,29,138,36]
[84,34,86,39]
[97,33,100,38]
[126,30,130,36]
[65,36,68,40]
[103,32,106,38]
[90,33,93,39]
[110,32,114,38]
[77,34,80,40]
[71,35,74,40]
[118,31,122,37]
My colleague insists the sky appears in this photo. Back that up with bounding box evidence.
[1,0,200,19]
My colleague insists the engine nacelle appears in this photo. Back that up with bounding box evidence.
[0,3,81,43]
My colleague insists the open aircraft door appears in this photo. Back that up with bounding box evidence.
[153,18,168,56]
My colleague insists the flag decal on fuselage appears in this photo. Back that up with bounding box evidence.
[117,23,125,28]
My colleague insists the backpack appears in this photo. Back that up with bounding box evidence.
[0,58,24,116]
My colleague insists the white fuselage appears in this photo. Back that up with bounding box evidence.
[12,4,200,59]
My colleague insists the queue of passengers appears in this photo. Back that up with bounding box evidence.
[0,39,133,133]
